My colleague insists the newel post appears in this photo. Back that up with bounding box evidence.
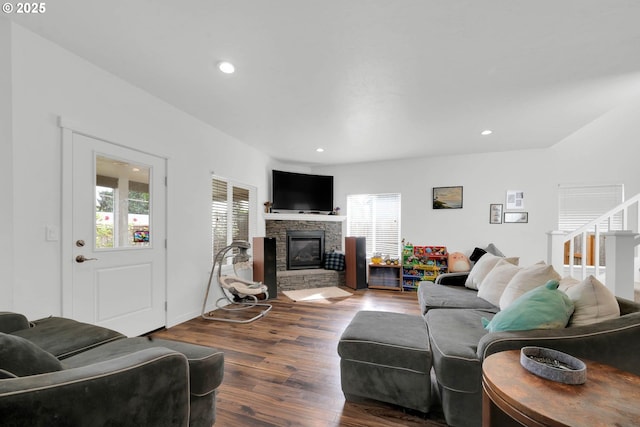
[547,230,566,275]
[604,231,639,300]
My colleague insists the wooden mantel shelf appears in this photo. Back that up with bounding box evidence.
[264,213,346,222]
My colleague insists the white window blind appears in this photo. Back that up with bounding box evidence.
[558,184,624,232]
[232,186,250,243]
[347,193,401,258]
[211,176,256,260]
[211,178,229,258]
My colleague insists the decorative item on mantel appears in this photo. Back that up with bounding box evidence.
[264,201,272,213]
[332,206,341,215]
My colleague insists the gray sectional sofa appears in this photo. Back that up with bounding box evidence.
[418,273,640,427]
[0,312,224,427]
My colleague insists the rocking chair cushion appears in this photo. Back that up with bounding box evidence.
[219,276,268,297]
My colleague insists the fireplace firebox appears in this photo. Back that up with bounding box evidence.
[286,230,325,270]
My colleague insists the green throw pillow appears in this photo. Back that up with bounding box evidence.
[482,280,574,332]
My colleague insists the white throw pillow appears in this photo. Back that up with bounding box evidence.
[499,262,561,310]
[464,253,519,290]
[564,275,620,326]
[558,276,580,293]
[477,259,522,306]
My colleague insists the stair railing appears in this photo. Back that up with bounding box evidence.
[548,193,640,281]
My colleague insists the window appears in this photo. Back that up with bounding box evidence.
[558,184,624,232]
[95,156,151,249]
[347,193,401,258]
[211,176,257,260]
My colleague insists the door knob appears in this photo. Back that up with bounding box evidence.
[76,255,98,263]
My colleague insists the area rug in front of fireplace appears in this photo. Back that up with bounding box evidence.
[283,286,352,302]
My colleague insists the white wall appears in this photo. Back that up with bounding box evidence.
[0,18,14,306]
[7,22,272,327]
[313,96,640,267]
[550,96,640,197]
[313,149,555,266]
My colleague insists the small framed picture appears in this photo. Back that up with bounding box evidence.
[504,212,528,223]
[506,190,524,210]
[433,186,463,209]
[489,204,503,224]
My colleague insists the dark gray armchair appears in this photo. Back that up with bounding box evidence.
[1,312,224,427]
[0,344,190,427]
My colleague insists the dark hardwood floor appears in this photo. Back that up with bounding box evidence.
[151,287,448,427]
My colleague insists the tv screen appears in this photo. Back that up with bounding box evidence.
[272,170,334,213]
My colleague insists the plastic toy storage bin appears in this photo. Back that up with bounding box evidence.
[402,245,448,290]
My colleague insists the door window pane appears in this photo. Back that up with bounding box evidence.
[96,186,115,248]
[95,155,151,249]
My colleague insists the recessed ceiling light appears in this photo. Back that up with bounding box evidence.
[218,61,235,74]
[481,129,493,136]
[316,148,325,153]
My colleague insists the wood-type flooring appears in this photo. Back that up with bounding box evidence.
[151,287,448,427]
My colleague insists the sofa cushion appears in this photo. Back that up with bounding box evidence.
[477,259,521,306]
[417,281,498,314]
[563,275,620,326]
[464,253,519,290]
[0,333,63,376]
[63,337,224,396]
[482,280,575,332]
[426,309,492,393]
[11,317,126,359]
[499,262,561,309]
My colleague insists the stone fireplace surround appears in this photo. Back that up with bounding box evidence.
[264,213,346,291]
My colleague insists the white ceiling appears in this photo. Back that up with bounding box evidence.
[9,0,640,166]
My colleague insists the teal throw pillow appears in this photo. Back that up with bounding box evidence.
[482,280,574,332]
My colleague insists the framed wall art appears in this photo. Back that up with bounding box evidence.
[506,190,524,210]
[489,204,503,224]
[433,186,463,209]
[504,212,528,223]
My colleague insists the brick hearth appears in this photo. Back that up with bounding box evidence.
[276,269,345,291]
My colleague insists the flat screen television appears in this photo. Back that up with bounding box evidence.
[272,170,334,213]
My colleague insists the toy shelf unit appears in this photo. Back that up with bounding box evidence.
[402,245,448,290]
[368,263,402,291]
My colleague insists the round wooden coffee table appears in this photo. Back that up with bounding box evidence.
[482,350,640,427]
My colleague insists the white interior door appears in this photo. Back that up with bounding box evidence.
[69,133,166,337]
